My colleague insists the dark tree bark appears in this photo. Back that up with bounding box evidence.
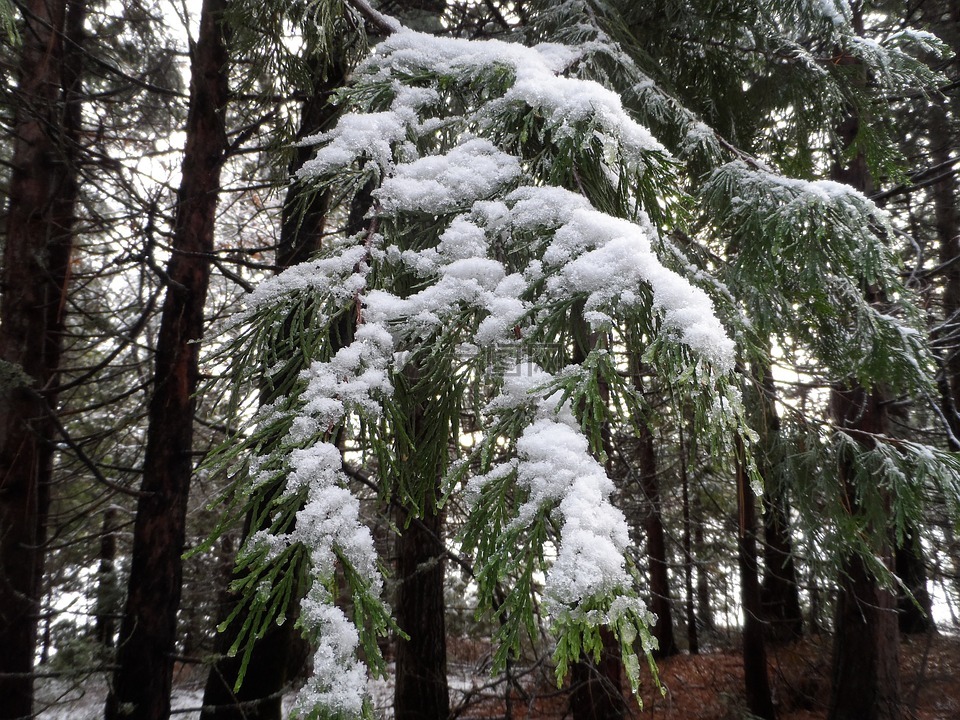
[760,484,803,642]
[394,485,450,720]
[199,44,353,720]
[827,63,902,718]
[828,385,901,720]
[693,492,715,635]
[679,421,699,654]
[105,1,229,718]
[637,415,678,658]
[569,628,627,720]
[735,438,777,720]
[95,507,120,649]
[895,527,935,634]
[751,363,803,643]
[392,364,450,720]
[0,1,82,715]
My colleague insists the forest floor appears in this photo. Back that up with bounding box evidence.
[447,630,960,720]
[35,630,960,719]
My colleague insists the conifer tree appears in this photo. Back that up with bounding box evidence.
[205,2,959,719]
[105,0,230,717]
[0,1,84,715]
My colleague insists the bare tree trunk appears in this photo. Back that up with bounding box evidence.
[895,527,935,634]
[679,421,699,654]
[0,1,81,715]
[394,484,450,720]
[105,1,229,717]
[637,415,678,658]
[694,492,714,635]
[751,362,803,643]
[828,388,900,720]
[735,437,777,720]
[95,507,119,649]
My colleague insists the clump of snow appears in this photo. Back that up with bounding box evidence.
[376,139,520,214]
[471,365,634,616]
[817,0,851,26]
[245,244,371,314]
[295,595,369,718]
[296,322,395,437]
[297,111,410,179]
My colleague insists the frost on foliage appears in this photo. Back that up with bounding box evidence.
[376,139,521,215]
[249,17,740,718]
[472,367,634,615]
[705,159,896,275]
[296,596,368,718]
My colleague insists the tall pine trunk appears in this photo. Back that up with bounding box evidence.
[199,46,351,720]
[0,0,82,715]
[752,362,803,642]
[894,527,935,634]
[637,415,678,657]
[393,485,450,720]
[392,366,451,720]
[826,71,901,719]
[828,389,901,720]
[679,420,699,654]
[735,437,776,720]
[105,1,229,717]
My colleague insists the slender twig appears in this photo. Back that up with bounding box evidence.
[344,0,401,36]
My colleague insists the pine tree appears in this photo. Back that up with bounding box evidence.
[0,1,83,715]
[105,0,230,717]
[204,2,959,719]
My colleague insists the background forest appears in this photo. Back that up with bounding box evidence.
[1,1,959,720]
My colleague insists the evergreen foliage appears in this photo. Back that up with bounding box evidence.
[157,0,960,718]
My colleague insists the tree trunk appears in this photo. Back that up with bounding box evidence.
[826,55,902,716]
[95,507,120,649]
[827,385,901,720]
[199,44,351,720]
[392,363,450,720]
[679,421,698,654]
[569,628,626,720]
[693,492,714,634]
[895,526,935,634]
[0,1,81,715]
[394,488,450,720]
[751,362,803,643]
[105,1,229,718]
[735,438,777,720]
[637,415,678,658]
